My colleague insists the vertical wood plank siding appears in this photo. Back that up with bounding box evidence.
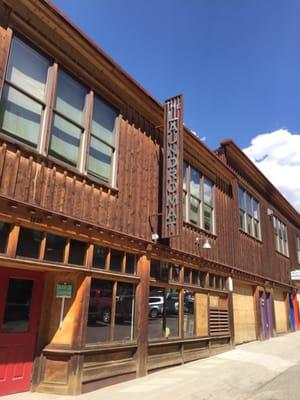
[0,110,161,241]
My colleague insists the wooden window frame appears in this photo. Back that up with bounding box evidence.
[0,34,119,188]
[238,185,261,240]
[183,162,215,234]
[273,216,289,257]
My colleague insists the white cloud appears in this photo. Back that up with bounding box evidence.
[243,129,300,212]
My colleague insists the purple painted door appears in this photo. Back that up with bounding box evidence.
[266,292,274,337]
[259,291,268,340]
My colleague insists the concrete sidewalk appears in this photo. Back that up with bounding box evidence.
[3,331,300,400]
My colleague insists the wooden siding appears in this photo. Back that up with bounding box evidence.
[0,113,161,242]
[273,290,289,333]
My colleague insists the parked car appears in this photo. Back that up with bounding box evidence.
[88,288,112,324]
[148,296,164,318]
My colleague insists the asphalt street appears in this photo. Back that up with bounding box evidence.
[3,331,300,400]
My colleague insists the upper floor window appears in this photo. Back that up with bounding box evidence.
[0,37,50,147]
[273,216,289,257]
[0,36,118,185]
[296,235,300,264]
[183,161,214,233]
[238,186,261,240]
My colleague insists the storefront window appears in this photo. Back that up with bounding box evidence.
[86,279,113,343]
[86,279,135,344]
[0,222,11,253]
[92,245,108,269]
[110,249,123,272]
[183,290,195,337]
[148,286,179,339]
[125,253,136,274]
[114,282,135,341]
[16,228,43,258]
[44,233,66,262]
[69,239,87,265]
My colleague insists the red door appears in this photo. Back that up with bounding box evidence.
[0,268,43,396]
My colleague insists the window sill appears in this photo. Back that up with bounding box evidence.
[275,250,290,260]
[239,228,262,244]
[183,221,217,239]
[0,132,119,195]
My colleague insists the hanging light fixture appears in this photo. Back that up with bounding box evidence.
[202,238,211,249]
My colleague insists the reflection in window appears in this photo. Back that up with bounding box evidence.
[148,287,179,339]
[184,290,194,337]
[16,228,42,258]
[150,259,160,280]
[125,253,136,274]
[86,279,113,343]
[114,282,135,341]
[44,233,66,262]
[50,69,86,165]
[182,162,214,233]
[92,245,108,269]
[172,264,180,282]
[2,278,33,333]
[0,37,49,146]
[110,249,124,272]
[69,239,87,265]
[238,186,260,240]
[184,268,190,284]
[0,222,11,253]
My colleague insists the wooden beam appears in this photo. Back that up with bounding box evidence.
[135,253,150,377]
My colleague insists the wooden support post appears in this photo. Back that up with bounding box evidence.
[253,286,261,340]
[228,290,235,347]
[135,252,150,377]
[6,223,20,257]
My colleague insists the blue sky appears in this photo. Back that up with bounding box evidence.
[52,0,300,150]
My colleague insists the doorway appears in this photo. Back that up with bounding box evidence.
[0,268,43,395]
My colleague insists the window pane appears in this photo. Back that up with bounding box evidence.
[115,283,135,341]
[125,253,136,274]
[161,262,169,281]
[183,190,187,221]
[184,290,194,337]
[190,168,201,198]
[238,187,245,210]
[0,85,42,146]
[183,161,187,191]
[16,228,42,258]
[190,196,200,225]
[254,219,260,239]
[184,268,190,284]
[253,200,259,220]
[55,70,86,125]
[199,272,206,287]
[204,204,213,232]
[92,245,108,269]
[110,249,124,272]
[246,193,252,215]
[2,278,33,333]
[92,96,117,145]
[45,233,66,262]
[172,264,180,282]
[7,38,49,101]
[69,239,87,265]
[50,114,81,165]
[150,259,160,280]
[86,279,113,343]
[209,274,215,288]
[247,214,253,235]
[148,286,164,339]
[0,222,11,253]
[88,136,112,181]
[192,270,199,285]
[240,209,245,230]
[204,178,213,206]
[166,289,179,337]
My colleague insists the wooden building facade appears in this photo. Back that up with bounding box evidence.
[0,0,299,396]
